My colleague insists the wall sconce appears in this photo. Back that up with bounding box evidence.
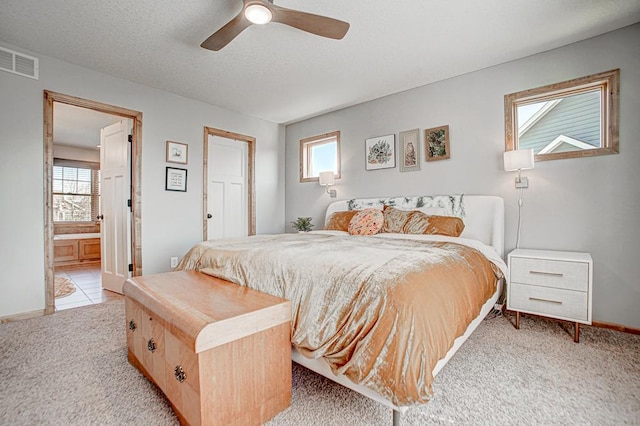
[503,149,534,188]
[318,171,337,198]
[503,148,535,248]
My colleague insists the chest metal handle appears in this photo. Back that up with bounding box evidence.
[174,365,186,383]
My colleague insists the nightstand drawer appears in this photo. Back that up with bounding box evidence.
[509,283,588,322]
[510,257,588,291]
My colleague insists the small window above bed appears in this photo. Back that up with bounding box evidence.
[299,131,341,182]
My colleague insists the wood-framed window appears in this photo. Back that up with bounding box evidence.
[505,69,619,162]
[299,131,341,182]
[53,160,100,223]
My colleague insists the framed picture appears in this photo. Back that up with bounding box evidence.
[365,134,396,170]
[425,125,450,161]
[166,140,188,164]
[165,167,187,192]
[399,129,421,172]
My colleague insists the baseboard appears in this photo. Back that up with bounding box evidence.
[505,310,640,336]
[0,309,46,324]
[592,321,640,335]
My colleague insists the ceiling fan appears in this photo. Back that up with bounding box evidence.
[201,0,350,51]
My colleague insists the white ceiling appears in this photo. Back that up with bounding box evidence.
[53,104,121,150]
[2,0,639,126]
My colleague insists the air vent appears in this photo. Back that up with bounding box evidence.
[0,46,39,80]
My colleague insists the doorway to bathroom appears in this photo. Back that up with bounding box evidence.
[43,91,143,314]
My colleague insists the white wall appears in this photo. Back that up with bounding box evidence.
[285,24,640,329]
[0,43,285,318]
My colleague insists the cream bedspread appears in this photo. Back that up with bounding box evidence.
[175,233,505,406]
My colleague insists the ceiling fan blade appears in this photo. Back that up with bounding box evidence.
[271,5,349,40]
[201,10,252,51]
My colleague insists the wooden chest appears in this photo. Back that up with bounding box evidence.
[123,271,291,425]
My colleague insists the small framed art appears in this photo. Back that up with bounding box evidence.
[425,125,450,161]
[365,134,396,170]
[399,129,421,172]
[165,167,187,192]
[166,140,188,164]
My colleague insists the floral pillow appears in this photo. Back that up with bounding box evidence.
[325,211,359,232]
[348,208,384,235]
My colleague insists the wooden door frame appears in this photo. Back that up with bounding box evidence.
[43,90,143,314]
[203,127,256,240]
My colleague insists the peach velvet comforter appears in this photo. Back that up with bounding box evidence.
[175,232,504,406]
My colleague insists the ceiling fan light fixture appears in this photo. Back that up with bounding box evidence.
[245,4,272,25]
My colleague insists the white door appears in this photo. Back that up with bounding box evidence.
[207,135,248,240]
[100,120,130,294]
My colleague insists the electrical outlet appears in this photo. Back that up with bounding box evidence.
[494,302,505,312]
[170,257,178,268]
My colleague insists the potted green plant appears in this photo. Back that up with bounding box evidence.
[291,217,313,232]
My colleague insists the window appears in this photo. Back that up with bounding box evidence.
[505,69,619,162]
[299,131,341,182]
[53,163,100,222]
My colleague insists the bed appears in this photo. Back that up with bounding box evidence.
[175,194,506,424]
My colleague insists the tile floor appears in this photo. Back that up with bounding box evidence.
[55,263,123,311]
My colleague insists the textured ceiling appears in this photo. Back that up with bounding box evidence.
[1,0,639,125]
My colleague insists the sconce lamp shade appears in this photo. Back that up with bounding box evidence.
[504,149,535,171]
[318,171,335,186]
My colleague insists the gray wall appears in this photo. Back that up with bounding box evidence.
[0,43,285,318]
[285,24,640,329]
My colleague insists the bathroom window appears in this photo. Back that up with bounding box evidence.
[53,164,100,222]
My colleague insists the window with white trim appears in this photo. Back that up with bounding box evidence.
[53,162,100,222]
[299,131,341,182]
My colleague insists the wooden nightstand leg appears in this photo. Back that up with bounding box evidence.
[515,311,520,329]
[574,322,580,343]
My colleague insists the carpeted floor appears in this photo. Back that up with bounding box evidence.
[0,300,638,425]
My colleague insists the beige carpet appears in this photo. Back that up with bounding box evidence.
[54,275,76,298]
[0,300,638,425]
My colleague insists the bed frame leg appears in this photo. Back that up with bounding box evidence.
[393,409,401,426]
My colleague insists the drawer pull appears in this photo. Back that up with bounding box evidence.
[529,270,564,277]
[174,365,186,383]
[147,338,157,353]
[128,320,137,331]
[529,297,562,305]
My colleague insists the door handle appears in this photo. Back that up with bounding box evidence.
[97,214,104,220]
[207,214,212,219]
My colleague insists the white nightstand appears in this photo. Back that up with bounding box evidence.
[507,248,593,343]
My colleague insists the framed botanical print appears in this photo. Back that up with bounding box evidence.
[425,125,450,161]
[365,134,396,170]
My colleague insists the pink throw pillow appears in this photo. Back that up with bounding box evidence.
[348,208,384,235]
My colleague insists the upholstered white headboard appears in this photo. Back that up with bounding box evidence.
[325,195,505,257]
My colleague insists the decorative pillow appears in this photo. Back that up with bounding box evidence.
[381,207,464,236]
[423,216,465,237]
[348,208,384,235]
[325,211,359,231]
[402,211,431,234]
[382,207,430,234]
